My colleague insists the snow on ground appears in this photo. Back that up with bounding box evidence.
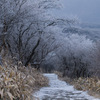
[34,73,100,100]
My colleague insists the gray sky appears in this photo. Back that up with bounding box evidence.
[52,0,100,24]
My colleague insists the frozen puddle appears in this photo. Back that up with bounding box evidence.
[34,74,100,100]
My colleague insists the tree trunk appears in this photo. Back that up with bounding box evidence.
[25,39,40,66]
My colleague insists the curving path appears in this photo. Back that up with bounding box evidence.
[34,74,100,100]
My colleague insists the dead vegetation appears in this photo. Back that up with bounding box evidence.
[0,57,48,100]
[73,77,100,98]
[55,71,100,98]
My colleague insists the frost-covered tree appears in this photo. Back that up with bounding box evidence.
[0,0,64,66]
[56,34,95,78]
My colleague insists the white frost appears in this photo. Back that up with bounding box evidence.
[34,73,100,100]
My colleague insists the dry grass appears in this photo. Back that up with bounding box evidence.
[55,71,100,98]
[73,77,100,98]
[0,58,48,100]
[54,71,63,78]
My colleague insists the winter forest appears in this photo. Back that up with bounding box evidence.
[0,0,100,100]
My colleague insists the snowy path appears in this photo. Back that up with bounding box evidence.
[34,73,100,100]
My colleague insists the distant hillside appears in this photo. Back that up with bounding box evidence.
[62,23,100,41]
[80,23,100,29]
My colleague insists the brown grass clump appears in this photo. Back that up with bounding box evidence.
[54,71,73,84]
[54,71,63,78]
[0,59,48,100]
[56,71,100,98]
[73,77,100,98]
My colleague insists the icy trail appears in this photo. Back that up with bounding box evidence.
[34,73,100,100]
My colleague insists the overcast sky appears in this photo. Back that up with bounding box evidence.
[52,0,100,24]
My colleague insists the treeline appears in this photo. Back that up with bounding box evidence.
[0,0,62,65]
[0,0,100,79]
